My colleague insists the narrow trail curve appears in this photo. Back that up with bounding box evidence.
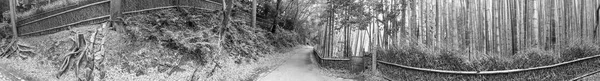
[256,46,353,81]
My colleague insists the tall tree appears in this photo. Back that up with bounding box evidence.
[511,0,518,54]
[271,0,282,33]
[252,0,257,28]
[592,6,600,40]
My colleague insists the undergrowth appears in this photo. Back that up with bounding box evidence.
[379,39,600,80]
[123,8,300,64]
[119,8,302,80]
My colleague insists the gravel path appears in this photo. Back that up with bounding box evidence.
[256,46,353,81]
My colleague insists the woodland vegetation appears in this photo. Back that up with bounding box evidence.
[1,0,600,80]
[0,0,318,80]
[313,0,600,80]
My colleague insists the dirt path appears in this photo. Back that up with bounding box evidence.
[256,46,353,81]
[0,63,29,81]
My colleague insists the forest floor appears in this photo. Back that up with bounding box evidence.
[257,46,353,81]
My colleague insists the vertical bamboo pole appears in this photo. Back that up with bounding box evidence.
[443,0,448,46]
[540,0,546,50]
[524,0,529,49]
[553,0,558,50]
[511,0,517,54]
[558,0,564,49]
[501,0,505,55]
[564,0,570,47]
[486,0,491,54]
[518,0,524,52]
[252,0,257,28]
[417,0,422,46]
[480,0,486,53]
[493,0,497,53]
[9,0,18,37]
[473,0,479,53]
[424,0,429,46]
[503,0,509,55]
[533,0,540,48]
[371,18,377,73]
[579,0,585,44]
[509,0,515,55]
[435,0,439,47]
[451,0,457,48]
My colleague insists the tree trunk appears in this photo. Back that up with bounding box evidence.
[252,0,257,28]
[345,11,351,58]
[9,0,17,38]
[511,0,518,54]
[595,4,600,42]
[271,0,282,33]
[532,0,539,48]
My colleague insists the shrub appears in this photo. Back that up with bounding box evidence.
[123,9,222,65]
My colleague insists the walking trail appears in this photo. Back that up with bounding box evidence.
[0,63,28,81]
[256,46,353,81]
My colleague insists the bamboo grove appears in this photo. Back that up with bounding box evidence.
[319,0,600,58]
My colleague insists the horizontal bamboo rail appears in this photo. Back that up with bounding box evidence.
[18,0,111,27]
[377,54,600,75]
[16,0,223,36]
[19,5,220,36]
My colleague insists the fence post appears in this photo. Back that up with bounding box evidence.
[110,0,124,33]
[371,47,377,73]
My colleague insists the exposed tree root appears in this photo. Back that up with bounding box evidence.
[56,33,86,78]
[0,38,35,59]
[56,23,108,81]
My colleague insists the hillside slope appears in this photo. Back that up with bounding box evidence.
[0,7,305,81]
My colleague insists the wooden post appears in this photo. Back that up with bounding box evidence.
[371,21,377,73]
[110,0,124,33]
